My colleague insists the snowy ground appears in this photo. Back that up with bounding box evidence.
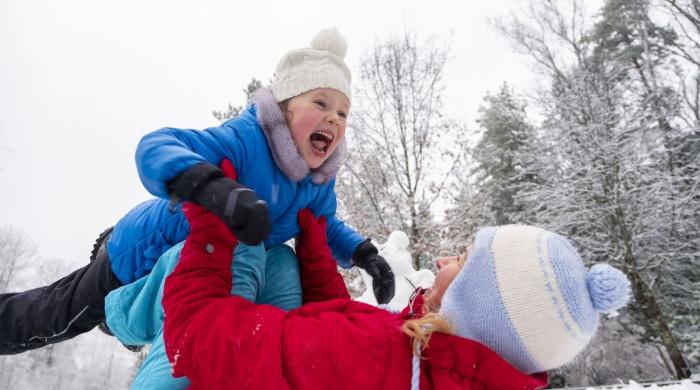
[563,379,700,389]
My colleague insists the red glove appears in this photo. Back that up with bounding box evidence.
[295,209,350,302]
[182,202,237,251]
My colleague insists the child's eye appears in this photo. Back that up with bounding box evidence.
[314,100,327,108]
[338,111,347,119]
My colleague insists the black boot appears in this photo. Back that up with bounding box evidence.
[90,228,142,353]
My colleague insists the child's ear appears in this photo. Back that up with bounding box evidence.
[279,100,292,122]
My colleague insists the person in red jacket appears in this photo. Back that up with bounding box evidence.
[163,204,631,390]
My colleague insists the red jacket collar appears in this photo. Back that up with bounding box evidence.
[398,288,427,319]
[424,334,548,389]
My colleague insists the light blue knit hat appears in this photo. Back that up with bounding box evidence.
[439,225,631,374]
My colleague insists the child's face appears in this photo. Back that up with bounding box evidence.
[285,88,350,169]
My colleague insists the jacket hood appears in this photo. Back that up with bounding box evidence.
[251,88,347,184]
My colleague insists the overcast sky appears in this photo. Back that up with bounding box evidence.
[0,0,556,271]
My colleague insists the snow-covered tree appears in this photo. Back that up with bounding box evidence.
[497,0,698,381]
[0,226,37,292]
[589,0,698,376]
[441,171,489,252]
[442,83,539,254]
[212,78,265,122]
[465,83,538,224]
[551,314,671,387]
[662,0,700,126]
[337,32,466,269]
[0,246,139,390]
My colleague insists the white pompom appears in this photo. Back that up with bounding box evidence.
[310,27,347,58]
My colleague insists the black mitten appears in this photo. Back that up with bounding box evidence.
[168,163,271,245]
[352,240,396,304]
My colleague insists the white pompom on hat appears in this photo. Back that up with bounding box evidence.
[271,28,352,103]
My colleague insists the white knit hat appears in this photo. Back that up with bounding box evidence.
[271,28,352,103]
[439,225,631,374]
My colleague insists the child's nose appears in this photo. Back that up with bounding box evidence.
[326,112,340,126]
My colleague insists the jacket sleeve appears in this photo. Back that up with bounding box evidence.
[312,179,365,268]
[135,122,255,199]
[104,242,184,346]
[295,211,350,303]
[326,214,364,267]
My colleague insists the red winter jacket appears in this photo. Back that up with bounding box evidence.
[162,207,548,390]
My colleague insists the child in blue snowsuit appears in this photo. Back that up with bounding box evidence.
[0,27,395,373]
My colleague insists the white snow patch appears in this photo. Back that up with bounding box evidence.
[578,380,700,389]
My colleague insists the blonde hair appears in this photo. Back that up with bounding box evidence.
[401,313,454,355]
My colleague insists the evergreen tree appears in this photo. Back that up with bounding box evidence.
[471,83,537,225]
[212,78,264,121]
[441,165,487,253]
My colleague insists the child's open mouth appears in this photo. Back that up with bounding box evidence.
[309,130,334,156]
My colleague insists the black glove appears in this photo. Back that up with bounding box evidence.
[168,163,271,245]
[352,240,395,304]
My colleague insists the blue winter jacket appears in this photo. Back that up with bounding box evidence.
[107,89,363,284]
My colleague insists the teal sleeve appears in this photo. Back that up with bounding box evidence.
[104,242,185,346]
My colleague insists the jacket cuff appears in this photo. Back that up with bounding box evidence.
[351,239,377,264]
